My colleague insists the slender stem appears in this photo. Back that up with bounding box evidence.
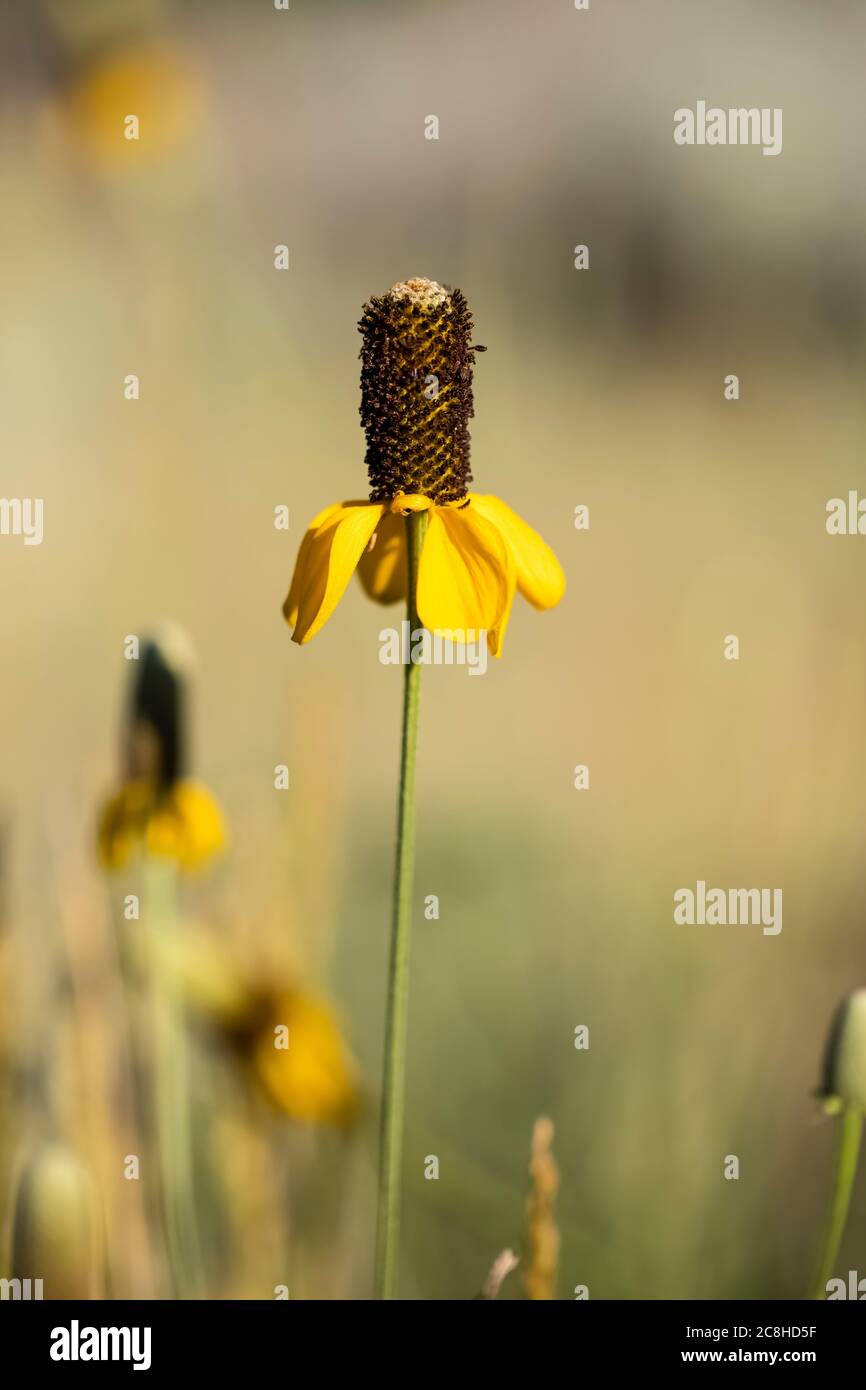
[811,1104,862,1299]
[374,509,428,1300]
[146,859,205,1298]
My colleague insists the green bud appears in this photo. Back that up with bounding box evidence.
[818,989,866,1113]
[11,1144,102,1299]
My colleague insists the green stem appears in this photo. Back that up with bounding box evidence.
[146,859,204,1298]
[811,1104,862,1299]
[374,509,428,1300]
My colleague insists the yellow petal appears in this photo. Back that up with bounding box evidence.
[154,781,227,871]
[487,574,516,657]
[416,505,513,645]
[356,510,408,604]
[285,502,384,644]
[469,494,565,610]
[283,502,349,627]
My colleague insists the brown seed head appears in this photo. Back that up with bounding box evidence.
[359,277,476,505]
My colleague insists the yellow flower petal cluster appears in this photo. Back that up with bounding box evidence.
[285,491,564,655]
[97,779,226,873]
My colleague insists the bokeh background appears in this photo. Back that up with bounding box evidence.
[2,0,866,1299]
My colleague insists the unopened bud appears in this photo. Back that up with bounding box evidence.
[11,1144,102,1298]
[818,989,866,1112]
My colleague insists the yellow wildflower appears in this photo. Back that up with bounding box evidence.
[97,630,226,873]
[64,41,203,166]
[283,278,565,654]
[249,989,361,1129]
[134,927,361,1129]
[97,778,225,873]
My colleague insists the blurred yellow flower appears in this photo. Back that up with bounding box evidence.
[249,989,361,1129]
[134,925,361,1129]
[64,42,204,166]
[97,778,226,873]
[283,279,564,655]
[98,629,225,872]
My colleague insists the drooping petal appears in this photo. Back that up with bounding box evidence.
[284,502,384,644]
[355,509,407,604]
[416,504,513,647]
[487,559,517,657]
[469,494,565,610]
[283,502,348,626]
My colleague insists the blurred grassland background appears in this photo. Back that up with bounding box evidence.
[2,0,866,1298]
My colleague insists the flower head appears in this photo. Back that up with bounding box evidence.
[360,276,475,505]
[132,926,362,1129]
[54,39,204,169]
[97,628,226,872]
[283,278,565,654]
[246,988,361,1128]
